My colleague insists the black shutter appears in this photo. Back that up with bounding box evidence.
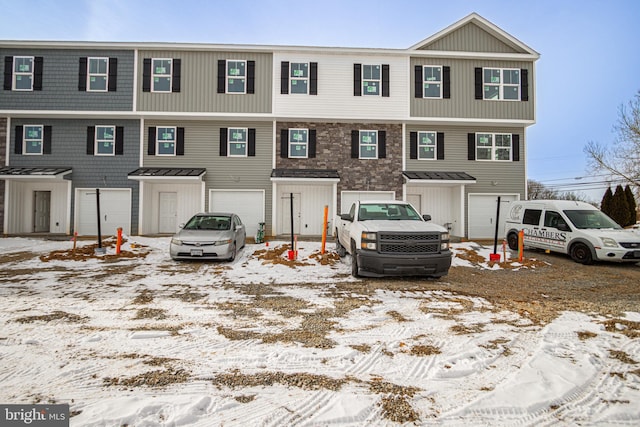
[4,56,13,90]
[382,64,389,97]
[86,126,95,155]
[248,128,256,156]
[14,125,23,154]
[219,128,228,156]
[171,59,181,92]
[217,60,226,93]
[467,133,476,160]
[353,63,361,96]
[115,127,124,155]
[142,58,151,92]
[512,134,520,161]
[148,127,156,155]
[280,61,289,94]
[351,130,359,158]
[309,129,316,158]
[108,57,117,92]
[409,132,417,159]
[474,68,483,100]
[378,131,386,159]
[43,125,52,154]
[78,57,87,91]
[414,65,422,98]
[247,60,255,94]
[520,69,528,102]
[280,129,288,158]
[443,66,450,99]
[437,132,445,160]
[176,127,185,155]
[33,57,43,90]
[309,62,318,95]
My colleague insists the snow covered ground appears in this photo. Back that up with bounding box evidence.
[0,236,639,426]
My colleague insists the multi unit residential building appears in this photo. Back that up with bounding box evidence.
[0,13,539,240]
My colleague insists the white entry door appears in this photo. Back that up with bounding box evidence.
[280,193,301,236]
[158,192,178,233]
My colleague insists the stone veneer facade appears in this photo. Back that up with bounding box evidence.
[276,122,403,213]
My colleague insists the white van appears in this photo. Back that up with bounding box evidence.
[504,200,640,264]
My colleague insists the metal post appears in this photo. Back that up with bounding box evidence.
[96,188,102,249]
[493,196,501,255]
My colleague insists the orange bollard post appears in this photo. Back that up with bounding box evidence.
[518,229,524,262]
[116,227,122,255]
[321,205,328,254]
[72,231,78,254]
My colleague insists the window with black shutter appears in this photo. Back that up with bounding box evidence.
[108,58,118,92]
[78,57,88,91]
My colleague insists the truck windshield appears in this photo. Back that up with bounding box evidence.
[358,204,422,221]
[563,210,622,230]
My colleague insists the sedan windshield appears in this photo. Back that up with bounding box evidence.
[563,210,621,230]
[184,215,231,230]
[358,204,422,221]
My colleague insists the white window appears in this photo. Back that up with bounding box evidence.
[359,130,378,159]
[23,125,43,155]
[362,65,381,96]
[87,57,108,92]
[476,133,511,161]
[152,58,172,92]
[228,128,248,157]
[418,131,436,160]
[423,66,442,98]
[483,68,520,100]
[13,56,34,91]
[290,62,309,94]
[95,125,115,155]
[227,60,246,93]
[289,129,308,158]
[156,127,176,156]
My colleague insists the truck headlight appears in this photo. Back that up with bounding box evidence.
[600,237,619,248]
[441,232,450,250]
[361,232,377,251]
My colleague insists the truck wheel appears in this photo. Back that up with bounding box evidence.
[350,241,360,277]
[507,232,519,251]
[570,242,593,265]
[335,239,346,257]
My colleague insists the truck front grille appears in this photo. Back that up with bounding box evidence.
[378,232,441,254]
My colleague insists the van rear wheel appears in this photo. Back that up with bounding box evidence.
[507,232,519,251]
[570,242,593,265]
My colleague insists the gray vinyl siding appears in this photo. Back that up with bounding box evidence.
[0,118,5,233]
[137,51,272,113]
[405,124,526,195]
[9,118,140,234]
[0,49,134,111]
[411,57,534,120]
[416,22,523,53]
[143,120,273,229]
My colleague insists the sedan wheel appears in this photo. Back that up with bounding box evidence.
[227,244,236,262]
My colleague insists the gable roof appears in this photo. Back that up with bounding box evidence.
[409,13,539,59]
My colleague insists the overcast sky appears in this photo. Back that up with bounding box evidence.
[2,0,639,202]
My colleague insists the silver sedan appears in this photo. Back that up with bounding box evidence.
[170,213,246,261]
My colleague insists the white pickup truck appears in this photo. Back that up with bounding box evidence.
[335,200,452,277]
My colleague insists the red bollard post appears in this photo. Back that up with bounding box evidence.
[116,227,122,255]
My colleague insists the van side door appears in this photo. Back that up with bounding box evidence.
[521,208,544,249]
[541,210,571,253]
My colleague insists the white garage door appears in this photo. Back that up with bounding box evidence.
[210,190,264,239]
[340,191,395,213]
[468,194,518,239]
[76,189,131,236]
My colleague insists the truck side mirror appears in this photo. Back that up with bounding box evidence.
[341,213,353,222]
[422,214,432,222]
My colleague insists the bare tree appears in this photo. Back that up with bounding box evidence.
[527,179,557,199]
[584,91,640,195]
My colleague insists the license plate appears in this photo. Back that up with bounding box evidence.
[190,249,203,256]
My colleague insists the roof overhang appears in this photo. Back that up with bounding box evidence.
[0,166,72,181]
[403,171,476,186]
[271,169,340,183]
[128,168,206,184]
